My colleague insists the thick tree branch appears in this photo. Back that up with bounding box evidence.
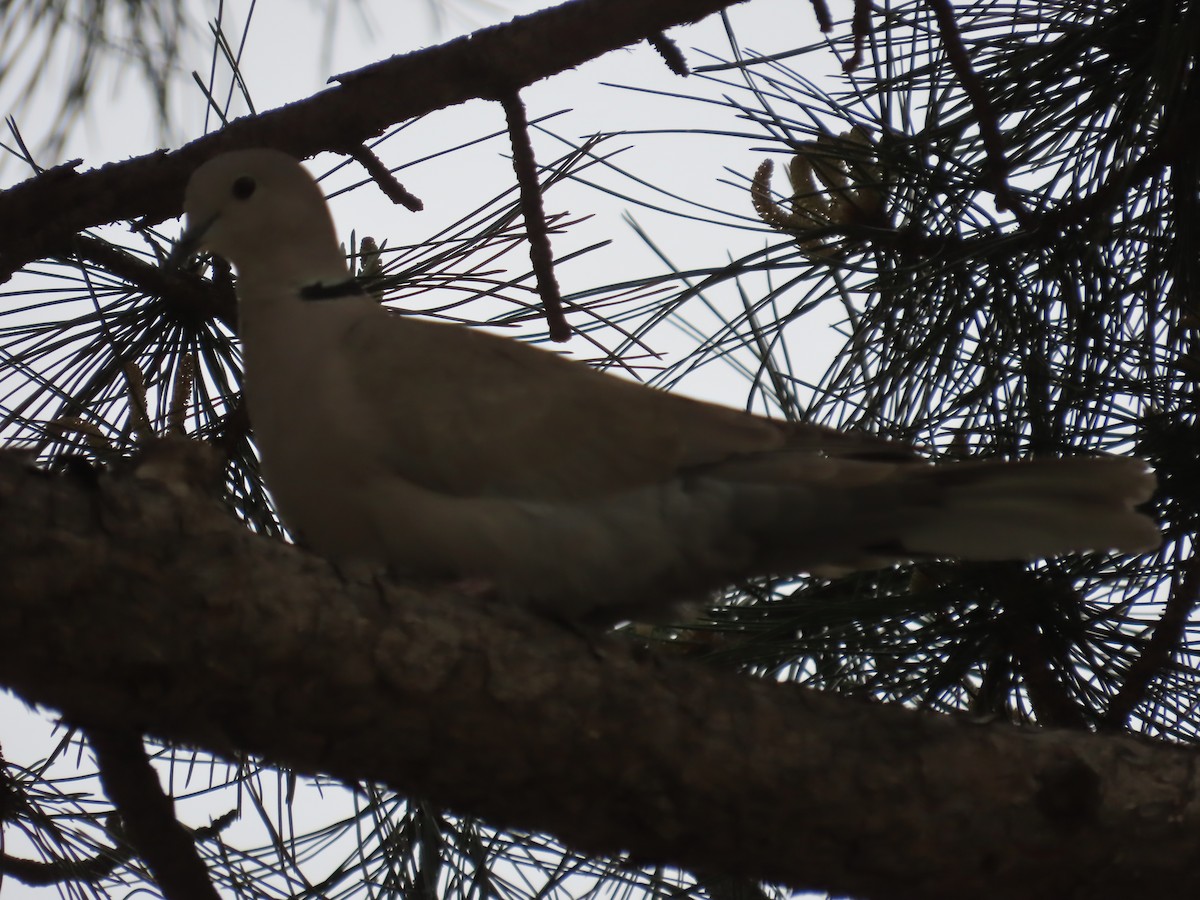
[0,447,1198,900]
[0,0,752,282]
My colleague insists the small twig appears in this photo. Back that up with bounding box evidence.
[924,0,1027,220]
[808,0,833,32]
[1102,552,1200,732]
[205,397,252,470]
[88,728,222,900]
[841,0,873,71]
[647,32,689,76]
[73,234,237,329]
[349,145,424,212]
[0,844,132,885]
[499,91,571,342]
[0,810,237,887]
[1017,632,1090,730]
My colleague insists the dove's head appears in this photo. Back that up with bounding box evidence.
[175,149,350,287]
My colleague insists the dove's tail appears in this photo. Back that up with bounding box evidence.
[770,455,1161,575]
[889,455,1159,560]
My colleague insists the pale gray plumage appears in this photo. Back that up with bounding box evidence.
[176,148,1161,622]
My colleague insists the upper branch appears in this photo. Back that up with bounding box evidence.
[0,0,751,283]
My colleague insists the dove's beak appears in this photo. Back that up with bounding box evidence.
[166,212,218,268]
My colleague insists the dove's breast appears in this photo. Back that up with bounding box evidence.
[239,294,399,561]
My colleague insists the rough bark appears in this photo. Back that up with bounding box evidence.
[0,445,1197,900]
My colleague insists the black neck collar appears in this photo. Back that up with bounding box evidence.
[299,279,368,301]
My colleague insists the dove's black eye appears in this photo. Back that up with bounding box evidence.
[231,175,257,200]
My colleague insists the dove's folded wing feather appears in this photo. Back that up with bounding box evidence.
[346,312,907,501]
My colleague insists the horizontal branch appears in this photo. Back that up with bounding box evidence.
[0,0,750,282]
[0,444,1197,900]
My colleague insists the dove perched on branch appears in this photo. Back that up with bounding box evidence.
[173,149,1160,623]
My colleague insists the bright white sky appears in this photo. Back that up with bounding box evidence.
[0,1,841,895]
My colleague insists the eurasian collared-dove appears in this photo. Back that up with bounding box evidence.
[173,148,1160,622]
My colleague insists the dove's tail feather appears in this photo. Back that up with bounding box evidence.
[895,456,1160,560]
[384,454,1159,623]
[783,456,1161,576]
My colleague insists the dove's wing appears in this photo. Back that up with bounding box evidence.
[344,312,907,501]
